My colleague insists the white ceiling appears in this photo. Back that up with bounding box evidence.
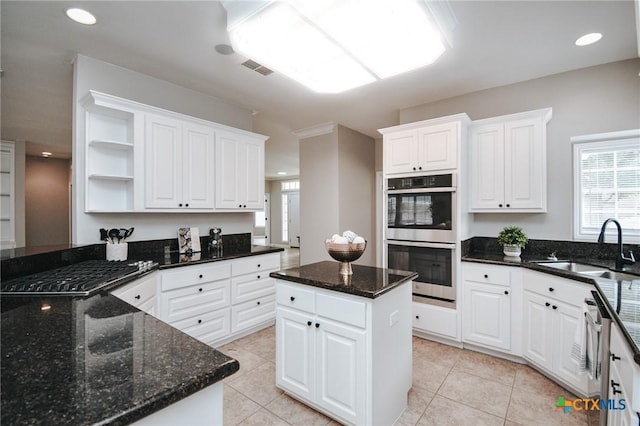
[1,1,638,178]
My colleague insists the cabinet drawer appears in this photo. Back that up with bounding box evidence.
[317,292,366,328]
[162,280,230,323]
[276,282,315,313]
[112,271,157,311]
[233,253,280,277]
[523,270,593,306]
[161,262,231,291]
[231,294,276,333]
[463,264,510,286]
[232,274,276,304]
[172,307,231,346]
[413,301,457,339]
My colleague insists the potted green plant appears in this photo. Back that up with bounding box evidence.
[497,226,528,257]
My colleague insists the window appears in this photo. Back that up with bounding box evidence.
[281,180,299,191]
[573,130,640,243]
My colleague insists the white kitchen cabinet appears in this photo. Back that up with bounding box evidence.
[462,264,511,351]
[608,320,640,423]
[412,301,459,341]
[522,269,595,395]
[275,279,411,426]
[215,130,265,210]
[83,91,141,212]
[0,141,15,249]
[469,108,551,212]
[144,113,215,210]
[111,271,158,316]
[379,114,469,174]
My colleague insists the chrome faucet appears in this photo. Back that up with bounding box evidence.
[597,218,635,271]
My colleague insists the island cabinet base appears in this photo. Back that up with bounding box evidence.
[275,279,413,426]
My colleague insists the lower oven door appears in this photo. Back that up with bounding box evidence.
[387,240,456,306]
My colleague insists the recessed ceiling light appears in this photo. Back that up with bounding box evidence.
[277,171,287,176]
[65,8,97,25]
[41,152,52,157]
[214,44,235,55]
[575,32,602,47]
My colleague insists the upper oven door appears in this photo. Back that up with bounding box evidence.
[386,188,456,242]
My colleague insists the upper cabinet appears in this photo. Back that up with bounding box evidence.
[215,131,265,211]
[81,91,267,213]
[0,141,16,248]
[379,114,470,174]
[468,108,552,213]
[145,114,215,210]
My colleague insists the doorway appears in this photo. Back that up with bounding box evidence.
[288,191,300,248]
[253,193,270,246]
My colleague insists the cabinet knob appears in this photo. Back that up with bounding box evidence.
[135,294,141,300]
[185,203,189,207]
[257,275,261,279]
[238,204,242,208]
[418,166,422,170]
[290,296,295,302]
[549,287,554,292]
[611,353,621,361]
[315,323,320,328]
[257,264,261,268]
[506,204,510,208]
[552,305,558,310]
[257,301,261,305]
[199,274,203,279]
[415,315,419,319]
[243,205,247,208]
[179,203,183,207]
[545,302,551,307]
[198,319,202,324]
[307,321,312,326]
[498,204,503,208]
[484,274,488,279]
[504,290,509,295]
[413,167,417,171]
[199,288,203,292]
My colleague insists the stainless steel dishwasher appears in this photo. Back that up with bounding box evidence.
[586,290,612,426]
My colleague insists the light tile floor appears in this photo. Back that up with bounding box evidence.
[219,326,600,426]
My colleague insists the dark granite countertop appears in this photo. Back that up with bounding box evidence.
[156,245,283,270]
[462,252,640,365]
[270,261,418,299]
[0,292,239,425]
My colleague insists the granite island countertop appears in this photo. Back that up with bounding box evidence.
[0,291,239,425]
[270,260,418,298]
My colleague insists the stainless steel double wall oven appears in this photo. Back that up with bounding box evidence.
[386,173,457,306]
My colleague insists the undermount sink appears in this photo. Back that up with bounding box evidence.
[537,261,640,282]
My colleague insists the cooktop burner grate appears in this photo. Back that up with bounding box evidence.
[1,260,152,295]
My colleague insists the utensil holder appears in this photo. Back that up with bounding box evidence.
[106,243,128,261]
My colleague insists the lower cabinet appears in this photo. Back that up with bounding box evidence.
[608,321,640,425]
[111,271,158,316]
[275,279,412,426]
[413,302,459,340]
[521,270,595,395]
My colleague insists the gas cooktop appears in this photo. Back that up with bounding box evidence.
[0,259,158,296]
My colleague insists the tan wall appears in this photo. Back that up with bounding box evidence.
[25,156,71,246]
[399,59,640,241]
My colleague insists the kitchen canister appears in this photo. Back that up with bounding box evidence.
[106,242,128,261]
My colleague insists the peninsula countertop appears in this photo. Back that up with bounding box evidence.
[270,260,418,298]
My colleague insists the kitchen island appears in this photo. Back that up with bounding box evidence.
[270,261,417,426]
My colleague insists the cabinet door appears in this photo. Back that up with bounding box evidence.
[182,123,215,209]
[469,123,505,210]
[316,319,366,426]
[383,129,416,174]
[145,114,183,208]
[522,291,553,370]
[243,139,265,210]
[504,118,545,210]
[462,282,511,351]
[416,122,457,171]
[552,300,588,390]
[231,294,276,333]
[215,131,242,209]
[276,307,315,401]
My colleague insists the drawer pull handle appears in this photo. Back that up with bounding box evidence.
[552,305,558,310]
[199,274,203,279]
[257,264,261,268]
[545,302,551,307]
[185,203,189,207]
[504,290,509,295]
[315,323,320,328]
[549,287,554,292]
[415,315,419,319]
[257,301,261,305]
[612,379,620,387]
[484,274,488,279]
[198,319,202,324]
[611,353,621,361]
[257,275,261,279]
[135,294,141,300]
[179,203,183,207]
[307,321,312,326]
[498,204,503,208]
[290,296,295,302]
[199,288,203,292]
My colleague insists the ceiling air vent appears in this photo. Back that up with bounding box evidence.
[241,59,274,76]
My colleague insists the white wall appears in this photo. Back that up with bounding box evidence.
[72,55,256,244]
[399,59,640,241]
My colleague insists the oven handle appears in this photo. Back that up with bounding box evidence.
[387,187,456,194]
[387,240,456,250]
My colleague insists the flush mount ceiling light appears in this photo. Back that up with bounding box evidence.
[41,151,52,158]
[575,32,602,47]
[277,171,287,176]
[65,7,96,25]
[221,0,455,93]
